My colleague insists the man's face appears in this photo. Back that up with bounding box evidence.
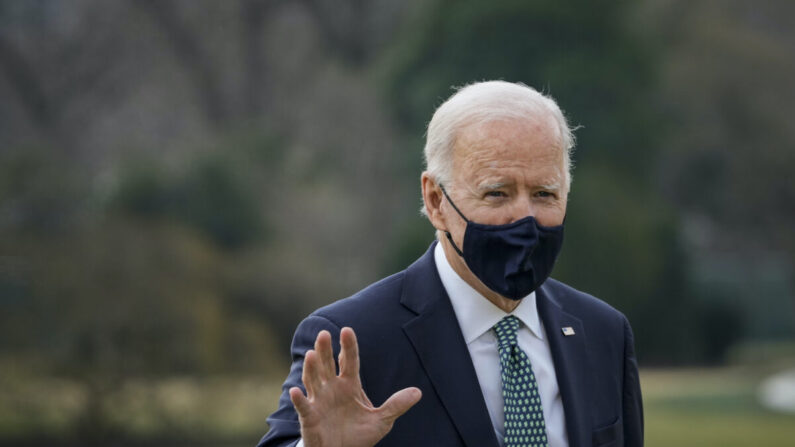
[440,118,568,245]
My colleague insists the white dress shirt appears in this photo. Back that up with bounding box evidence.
[434,243,569,447]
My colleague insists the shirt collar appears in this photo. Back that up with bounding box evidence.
[433,242,543,344]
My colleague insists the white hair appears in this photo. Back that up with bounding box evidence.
[423,80,576,210]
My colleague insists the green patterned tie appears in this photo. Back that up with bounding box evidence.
[494,315,549,447]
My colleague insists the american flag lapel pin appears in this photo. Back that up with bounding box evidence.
[561,327,575,336]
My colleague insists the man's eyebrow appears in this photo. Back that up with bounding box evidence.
[539,182,562,191]
[475,181,563,192]
[477,182,507,191]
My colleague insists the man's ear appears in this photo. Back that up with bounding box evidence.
[421,172,448,232]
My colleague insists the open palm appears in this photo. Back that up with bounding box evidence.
[289,327,422,447]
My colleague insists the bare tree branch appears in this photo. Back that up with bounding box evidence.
[300,0,369,65]
[0,33,57,135]
[131,0,229,127]
[50,14,125,109]
[240,0,281,116]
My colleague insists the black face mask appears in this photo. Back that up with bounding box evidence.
[441,186,564,300]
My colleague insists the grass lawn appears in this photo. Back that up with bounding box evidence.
[641,368,795,446]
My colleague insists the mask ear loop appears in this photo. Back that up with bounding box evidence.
[445,232,465,257]
[439,185,468,257]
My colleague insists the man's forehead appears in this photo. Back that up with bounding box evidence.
[447,118,567,190]
[452,122,564,165]
[454,118,563,155]
[461,115,559,139]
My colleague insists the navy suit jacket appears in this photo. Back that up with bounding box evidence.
[258,243,643,447]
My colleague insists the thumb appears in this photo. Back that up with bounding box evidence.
[378,387,422,422]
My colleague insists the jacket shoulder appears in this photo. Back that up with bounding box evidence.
[309,270,409,328]
[543,278,628,324]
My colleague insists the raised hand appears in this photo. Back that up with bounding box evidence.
[289,327,422,447]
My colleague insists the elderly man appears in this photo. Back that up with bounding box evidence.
[258,81,643,447]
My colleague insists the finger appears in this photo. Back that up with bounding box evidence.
[314,330,336,380]
[301,350,323,398]
[378,387,422,422]
[338,327,360,379]
[289,386,311,417]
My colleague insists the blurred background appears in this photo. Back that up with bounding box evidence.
[1,0,794,445]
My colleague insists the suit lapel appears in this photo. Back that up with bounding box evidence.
[536,283,591,447]
[400,243,499,447]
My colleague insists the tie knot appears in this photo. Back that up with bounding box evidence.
[493,315,521,349]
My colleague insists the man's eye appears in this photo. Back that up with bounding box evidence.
[536,191,555,198]
[485,191,507,198]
